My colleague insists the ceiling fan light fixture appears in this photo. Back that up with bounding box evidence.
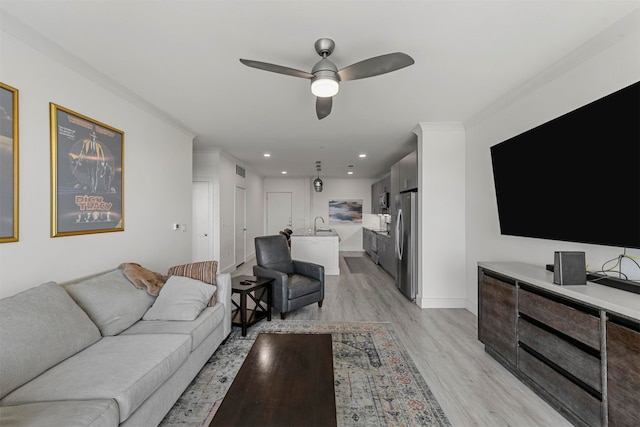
[240,38,414,118]
[311,77,339,98]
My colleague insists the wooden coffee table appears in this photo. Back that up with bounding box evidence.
[211,333,337,427]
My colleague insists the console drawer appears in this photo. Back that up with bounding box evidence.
[479,272,517,365]
[519,287,600,350]
[607,319,640,427]
[518,318,601,392]
[519,348,602,427]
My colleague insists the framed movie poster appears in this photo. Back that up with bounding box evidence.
[0,82,18,243]
[50,103,124,237]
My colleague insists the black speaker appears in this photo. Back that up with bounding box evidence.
[553,251,586,285]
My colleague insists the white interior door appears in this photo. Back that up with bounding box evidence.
[192,181,210,261]
[235,186,246,267]
[267,192,292,235]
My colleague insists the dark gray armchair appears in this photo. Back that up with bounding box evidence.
[253,235,324,319]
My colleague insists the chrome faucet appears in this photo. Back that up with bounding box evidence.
[314,216,325,234]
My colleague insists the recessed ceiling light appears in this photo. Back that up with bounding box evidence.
[281,171,287,174]
[348,171,354,175]
[264,153,271,157]
[359,154,366,158]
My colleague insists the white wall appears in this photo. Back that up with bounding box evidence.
[263,177,376,251]
[415,123,467,308]
[465,17,640,314]
[263,177,311,234]
[0,32,194,298]
[310,178,377,251]
[193,148,221,264]
[244,167,264,261]
[217,153,236,272]
[193,149,263,273]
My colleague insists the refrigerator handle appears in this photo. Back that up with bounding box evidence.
[395,208,403,259]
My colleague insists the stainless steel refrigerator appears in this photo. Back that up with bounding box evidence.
[395,190,417,301]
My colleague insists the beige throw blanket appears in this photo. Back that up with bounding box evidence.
[119,263,167,296]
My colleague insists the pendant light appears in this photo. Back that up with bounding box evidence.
[313,161,323,192]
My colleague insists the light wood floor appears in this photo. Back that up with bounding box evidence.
[233,252,572,427]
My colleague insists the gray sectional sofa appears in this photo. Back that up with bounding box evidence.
[0,267,232,426]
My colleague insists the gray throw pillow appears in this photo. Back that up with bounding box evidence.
[143,275,216,321]
[63,269,156,336]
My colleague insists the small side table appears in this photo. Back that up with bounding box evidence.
[231,275,273,336]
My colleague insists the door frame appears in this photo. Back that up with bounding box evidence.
[192,180,212,262]
[235,185,246,267]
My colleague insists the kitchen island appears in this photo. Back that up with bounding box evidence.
[290,229,340,275]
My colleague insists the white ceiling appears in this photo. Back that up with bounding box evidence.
[2,1,639,178]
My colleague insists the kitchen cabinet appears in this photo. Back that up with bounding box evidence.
[362,228,374,259]
[390,162,400,216]
[377,233,396,278]
[399,150,418,192]
[370,180,383,214]
[362,228,395,278]
[478,262,640,427]
[389,150,417,214]
[382,175,391,193]
[371,177,391,214]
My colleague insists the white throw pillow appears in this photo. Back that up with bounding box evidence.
[143,275,216,321]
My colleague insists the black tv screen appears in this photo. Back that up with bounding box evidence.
[491,81,640,249]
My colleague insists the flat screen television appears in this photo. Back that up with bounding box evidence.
[490,81,639,249]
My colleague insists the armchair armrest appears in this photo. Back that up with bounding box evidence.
[252,265,288,282]
[215,272,232,338]
[252,265,289,311]
[292,260,324,281]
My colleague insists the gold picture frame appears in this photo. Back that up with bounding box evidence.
[0,82,19,243]
[50,103,124,237]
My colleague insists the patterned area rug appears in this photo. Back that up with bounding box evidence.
[160,321,451,427]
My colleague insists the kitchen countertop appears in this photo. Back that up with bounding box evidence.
[291,228,340,237]
[363,226,390,236]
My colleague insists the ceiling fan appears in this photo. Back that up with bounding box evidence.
[239,38,415,120]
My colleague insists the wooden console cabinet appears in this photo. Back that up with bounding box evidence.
[606,316,640,427]
[478,262,640,427]
[478,270,517,366]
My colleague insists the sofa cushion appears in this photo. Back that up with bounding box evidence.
[0,282,101,399]
[287,273,322,299]
[1,334,191,423]
[0,399,119,427]
[168,260,218,306]
[123,304,225,351]
[143,275,216,321]
[63,269,156,336]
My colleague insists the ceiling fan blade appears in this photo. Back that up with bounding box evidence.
[239,59,313,79]
[316,97,332,120]
[337,52,414,81]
